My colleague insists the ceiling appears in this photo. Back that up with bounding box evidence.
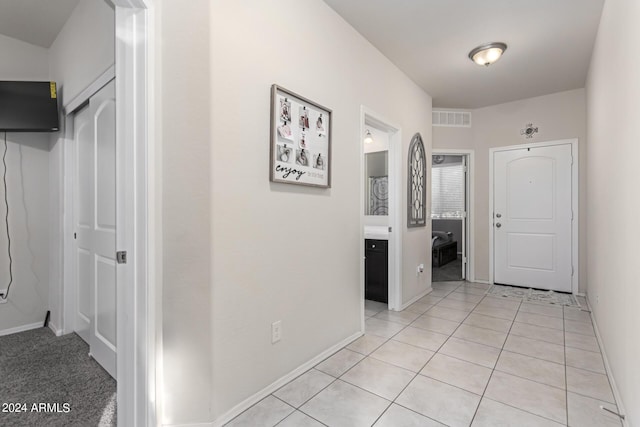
[323,0,605,108]
[0,0,80,48]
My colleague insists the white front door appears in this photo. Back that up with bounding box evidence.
[493,143,573,292]
[73,80,117,378]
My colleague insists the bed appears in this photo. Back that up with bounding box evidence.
[432,231,457,267]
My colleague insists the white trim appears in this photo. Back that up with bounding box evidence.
[488,139,579,295]
[472,279,490,285]
[432,148,475,282]
[360,106,403,313]
[164,423,213,427]
[48,322,63,337]
[113,3,155,427]
[210,332,363,427]
[586,296,629,427]
[63,65,116,114]
[0,322,43,336]
[399,287,432,311]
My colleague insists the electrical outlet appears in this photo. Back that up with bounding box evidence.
[416,264,425,276]
[271,320,282,344]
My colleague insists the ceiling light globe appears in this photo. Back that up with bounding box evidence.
[469,42,507,66]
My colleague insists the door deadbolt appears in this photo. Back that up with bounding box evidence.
[496,213,502,218]
[496,223,502,228]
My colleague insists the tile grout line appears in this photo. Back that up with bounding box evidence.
[382,285,465,413]
[470,293,571,426]
[468,292,522,426]
[270,394,329,427]
[366,283,576,425]
[363,283,473,424]
[398,282,494,425]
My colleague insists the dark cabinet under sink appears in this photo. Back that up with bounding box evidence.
[365,239,388,303]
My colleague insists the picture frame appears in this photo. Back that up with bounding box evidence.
[270,84,332,188]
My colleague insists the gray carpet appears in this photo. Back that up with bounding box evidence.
[432,255,463,282]
[0,328,116,427]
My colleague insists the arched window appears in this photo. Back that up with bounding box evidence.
[407,133,426,228]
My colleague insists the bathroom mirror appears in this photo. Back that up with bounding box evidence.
[364,150,389,215]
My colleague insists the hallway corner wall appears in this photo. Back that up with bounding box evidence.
[586,0,640,423]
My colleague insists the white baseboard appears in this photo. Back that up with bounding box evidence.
[399,287,432,311]
[163,423,213,427]
[48,322,63,337]
[206,331,362,427]
[471,279,490,284]
[586,295,629,427]
[0,322,43,337]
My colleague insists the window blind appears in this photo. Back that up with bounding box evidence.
[431,164,464,219]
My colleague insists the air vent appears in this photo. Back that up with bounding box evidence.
[432,110,472,127]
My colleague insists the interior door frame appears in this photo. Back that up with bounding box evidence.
[489,139,579,294]
[360,107,402,322]
[60,1,157,426]
[431,149,475,282]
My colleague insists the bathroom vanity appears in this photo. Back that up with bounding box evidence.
[365,236,388,304]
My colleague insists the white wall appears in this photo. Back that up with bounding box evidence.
[47,0,115,332]
[0,134,51,334]
[48,0,115,103]
[586,0,640,423]
[433,89,587,288]
[208,0,431,423]
[155,0,214,424]
[0,35,51,334]
[0,34,49,80]
[155,0,432,424]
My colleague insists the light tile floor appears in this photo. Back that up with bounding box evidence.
[226,281,622,427]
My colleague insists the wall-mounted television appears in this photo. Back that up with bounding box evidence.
[0,81,60,132]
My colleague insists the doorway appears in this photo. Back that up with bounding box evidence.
[361,109,402,321]
[490,139,578,293]
[60,3,155,425]
[431,150,473,283]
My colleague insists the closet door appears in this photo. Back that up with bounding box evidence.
[73,104,93,344]
[74,79,117,378]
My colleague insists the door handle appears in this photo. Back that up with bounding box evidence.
[495,223,502,228]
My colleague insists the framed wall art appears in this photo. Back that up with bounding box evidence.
[270,84,332,188]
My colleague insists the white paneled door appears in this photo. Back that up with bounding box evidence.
[73,104,92,344]
[73,79,117,378]
[493,143,573,292]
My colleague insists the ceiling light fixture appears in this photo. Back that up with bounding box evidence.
[468,42,507,67]
[364,129,373,144]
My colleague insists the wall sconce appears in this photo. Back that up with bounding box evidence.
[364,129,373,144]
